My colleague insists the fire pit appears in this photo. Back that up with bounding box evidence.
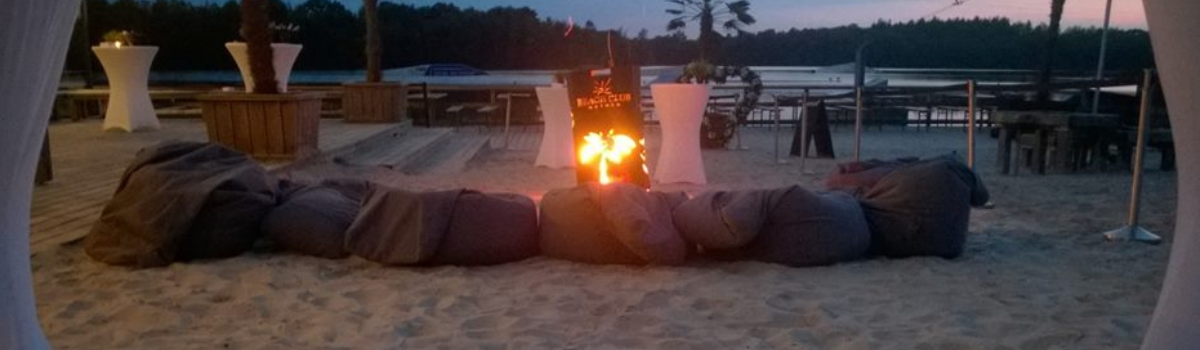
[566,66,649,188]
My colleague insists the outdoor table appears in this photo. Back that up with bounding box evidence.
[496,92,532,148]
[533,86,574,168]
[651,84,708,185]
[92,45,160,131]
[407,92,446,125]
[994,111,1119,174]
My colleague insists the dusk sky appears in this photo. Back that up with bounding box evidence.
[199,0,1150,35]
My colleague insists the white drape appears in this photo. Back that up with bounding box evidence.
[1141,1,1200,349]
[0,0,81,349]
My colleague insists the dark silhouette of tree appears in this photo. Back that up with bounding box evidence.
[664,0,755,61]
[291,0,357,70]
[63,1,1152,78]
[242,0,277,93]
[1037,0,1067,104]
[363,0,381,82]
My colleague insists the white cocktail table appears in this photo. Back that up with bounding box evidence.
[651,83,709,185]
[92,46,160,131]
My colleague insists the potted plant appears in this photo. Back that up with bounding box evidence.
[342,0,406,123]
[198,0,321,161]
[226,21,302,93]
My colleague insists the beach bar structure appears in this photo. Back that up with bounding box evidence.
[4,1,1200,349]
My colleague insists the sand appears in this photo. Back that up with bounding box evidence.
[32,126,1175,349]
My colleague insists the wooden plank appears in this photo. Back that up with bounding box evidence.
[281,101,297,154]
[266,101,286,156]
[234,101,254,153]
[200,101,217,140]
[217,102,237,148]
[249,102,270,156]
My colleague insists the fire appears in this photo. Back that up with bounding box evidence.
[579,129,637,185]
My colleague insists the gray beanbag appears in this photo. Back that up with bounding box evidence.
[428,191,540,265]
[86,142,276,267]
[540,183,689,265]
[857,155,989,259]
[695,186,872,267]
[345,185,540,266]
[261,179,369,259]
[671,189,782,249]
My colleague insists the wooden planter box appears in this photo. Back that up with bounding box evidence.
[198,92,322,161]
[343,82,406,123]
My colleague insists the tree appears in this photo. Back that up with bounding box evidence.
[363,0,381,82]
[664,0,755,61]
[241,0,277,93]
[1036,0,1066,104]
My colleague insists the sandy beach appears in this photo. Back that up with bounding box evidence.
[31,125,1175,349]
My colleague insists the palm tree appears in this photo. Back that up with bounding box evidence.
[1036,0,1066,105]
[363,0,381,83]
[665,0,755,61]
[241,0,278,94]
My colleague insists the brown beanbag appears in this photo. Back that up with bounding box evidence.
[858,155,989,259]
[344,185,449,265]
[540,183,688,265]
[86,142,275,267]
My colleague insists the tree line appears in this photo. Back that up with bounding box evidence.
[67,0,1153,74]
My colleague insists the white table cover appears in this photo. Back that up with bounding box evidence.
[92,46,160,132]
[651,83,709,185]
[534,86,575,168]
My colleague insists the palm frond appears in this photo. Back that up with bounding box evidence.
[667,18,688,31]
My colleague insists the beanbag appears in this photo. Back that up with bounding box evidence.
[428,191,540,265]
[857,155,989,259]
[345,186,452,265]
[825,157,917,196]
[671,189,782,249]
[86,142,276,267]
[540,183,689,265]
[345,186,540,266]
[698,186,872,267]
[261,179,370,259]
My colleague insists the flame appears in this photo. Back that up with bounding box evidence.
[114,41,124,48]
[579,129,637,185]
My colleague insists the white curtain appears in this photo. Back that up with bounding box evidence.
[0,0,81,349]
[1141,1,1200,349]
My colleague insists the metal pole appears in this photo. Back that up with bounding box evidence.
[80,1,94,88]
[967,80,977,169]
[772,94,785,164]
[854,87,864,162]
[799,89,810,170]
[1102,69,1161,244]
[1091,0,1114,114]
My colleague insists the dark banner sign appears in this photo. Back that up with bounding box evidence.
[566,66,649,188]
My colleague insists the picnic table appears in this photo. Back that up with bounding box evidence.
[994,111,1120,174]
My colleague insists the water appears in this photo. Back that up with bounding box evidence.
[147,66,1061,89]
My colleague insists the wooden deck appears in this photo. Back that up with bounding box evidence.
[29,118,402,252]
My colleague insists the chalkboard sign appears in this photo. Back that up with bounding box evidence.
[566,66,649,188]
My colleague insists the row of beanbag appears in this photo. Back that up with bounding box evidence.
[86,142,987,269]
[541,153,989,266]
[85,142,542,268]
[263,180,540,266]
